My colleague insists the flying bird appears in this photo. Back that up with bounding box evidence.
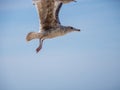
[26,0,80,53]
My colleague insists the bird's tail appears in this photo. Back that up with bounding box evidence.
[26,32,39,41]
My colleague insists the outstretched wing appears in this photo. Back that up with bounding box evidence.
[54,1,62,26]
[33,0,62,31]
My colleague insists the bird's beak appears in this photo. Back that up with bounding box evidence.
[74,28,80,32]
[77,29,80,32]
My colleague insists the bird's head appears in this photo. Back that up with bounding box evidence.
[67,26,80,32]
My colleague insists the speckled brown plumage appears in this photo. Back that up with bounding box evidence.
[26,0,80,53]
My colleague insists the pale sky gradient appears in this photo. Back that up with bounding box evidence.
[0,0,120,90]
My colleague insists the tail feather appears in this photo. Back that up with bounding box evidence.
[26,32,38,41]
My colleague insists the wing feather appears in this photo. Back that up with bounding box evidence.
[34,0,62,31]
[54,1,62,25]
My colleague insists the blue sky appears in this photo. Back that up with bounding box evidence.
[0,0,120,90]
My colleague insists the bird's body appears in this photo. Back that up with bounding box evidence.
[26,0,80,53]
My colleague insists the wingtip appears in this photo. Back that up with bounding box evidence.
[73,0,77,2]
[32,0,41,5]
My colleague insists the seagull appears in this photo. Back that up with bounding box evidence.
[26,0,80,53]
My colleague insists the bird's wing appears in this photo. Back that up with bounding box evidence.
[33,0,62,31]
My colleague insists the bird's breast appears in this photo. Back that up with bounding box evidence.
[42,28,66,39]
